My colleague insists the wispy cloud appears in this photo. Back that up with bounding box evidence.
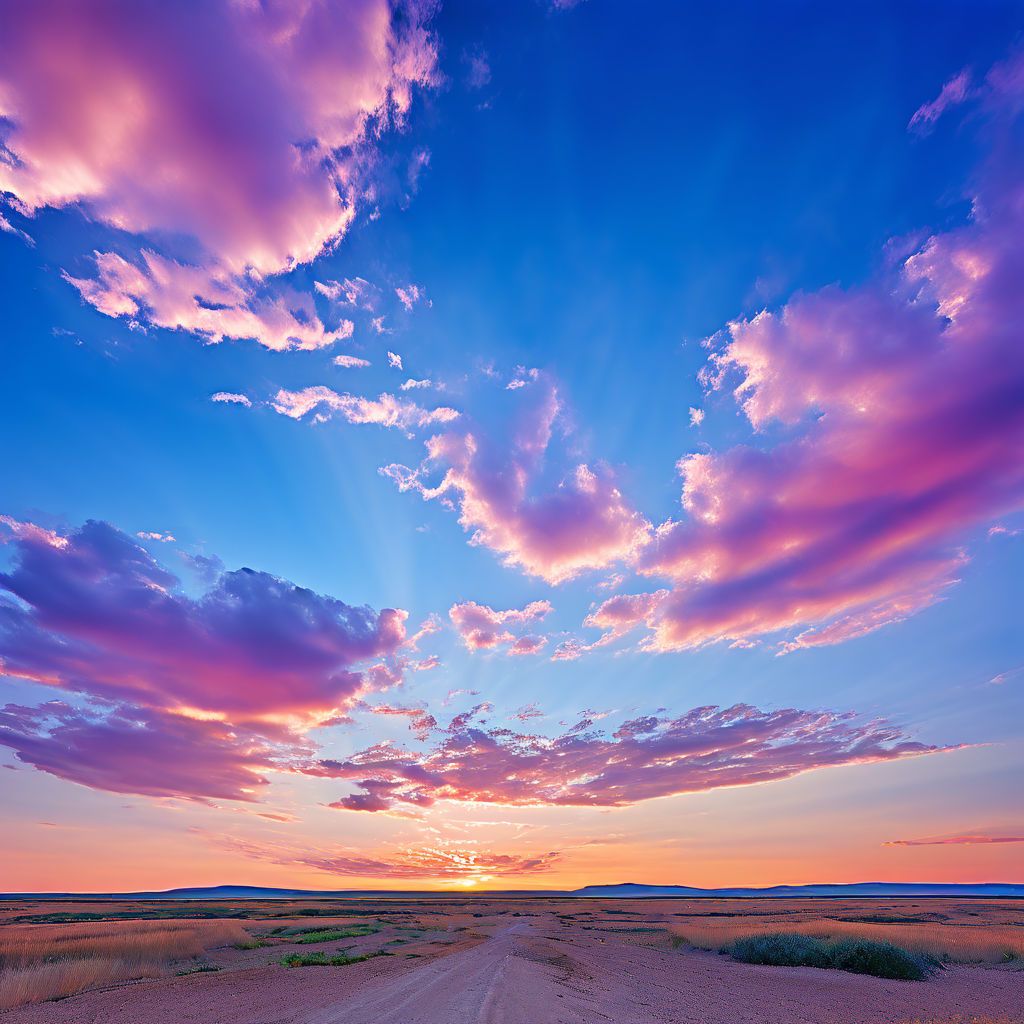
[199,830,561,880]
[271,386,459,432]
[309,703,957,812]
[885,833,1024,847]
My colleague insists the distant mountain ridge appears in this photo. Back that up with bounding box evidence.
[2,881,1022,900]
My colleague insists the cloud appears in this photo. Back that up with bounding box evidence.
[387,350,404,370]
[688,406,704,427]
[909,69,973,133]
[611,52,1024,654]
[0,517,407,721]
[885,833,1024,847]
[308,703,955,812]
[400,378,431,391]
[200,830,561,880]
[211,391,252,407]
[136,531,175,543]
[0,211,33,245]
[395,284,425,311]
[270,386,459,432]
[509,634,547,656]
[0,700,278,802]
[0,1,438,348]
[333,354,371,369]
[382,373,651,583]
[315,277,382,310]
[513,704,544,721]
[443,688,480,705]
[449,599,553,653]
[464,48,492,91]
[367,704,437,741]
[63,252,355,351]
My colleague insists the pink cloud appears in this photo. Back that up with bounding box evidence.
[909,69,973,133]
[333,355,371,369]
[387,350,404,370]
[316,277,382,310]
[464,49,492,91]
[368,704,438,742]
[885,833,1024,847]
[211,391,252,407]
[63,252,353,351]
[513,703,544,721]
[509,634,547,656]
[0,700,279,802]
[201,830,561,880]
[607,56,1024,654]
[309,703,955,812]
[395,284,425,311]
[0,1,437,348]
[0,517,407,721]
[449,599,553,654]
[270,386,460,431]
[383,374,650,583]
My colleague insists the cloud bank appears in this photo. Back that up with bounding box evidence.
[309,703,953,813]
[572,52,1024,655]
[0,0,438,349]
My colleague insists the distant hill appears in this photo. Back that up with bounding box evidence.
[1,881,1022,900]
[571,881,1024,898]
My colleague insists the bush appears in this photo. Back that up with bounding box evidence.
[725,933,939,980]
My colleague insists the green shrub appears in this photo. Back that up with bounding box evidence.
[279,950,384,968]
[725,933,939,980]
[727,933,831,969]
[291,926,377,944]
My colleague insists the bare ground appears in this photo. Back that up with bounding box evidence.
[3,917,1022,1024]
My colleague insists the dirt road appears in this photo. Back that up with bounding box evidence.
[4,918,1023,1023]
[305,922,605,1024]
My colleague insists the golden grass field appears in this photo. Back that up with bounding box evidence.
[0,897,1021,1013]
[0,918,252,1009]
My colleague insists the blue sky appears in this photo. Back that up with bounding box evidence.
[1,0,1022,889]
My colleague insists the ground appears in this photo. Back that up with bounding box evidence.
[2,898,1022,1023]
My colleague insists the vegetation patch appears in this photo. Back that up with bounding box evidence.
[724,933,940,980]
[282,925,379,943]
[176,963,221,976]
[279,950,386,968]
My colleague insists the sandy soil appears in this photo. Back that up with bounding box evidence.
[4,915,1022,1024]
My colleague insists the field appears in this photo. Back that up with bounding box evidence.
[0,897,1021,1022]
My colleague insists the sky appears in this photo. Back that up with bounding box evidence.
[1,0,1023,893]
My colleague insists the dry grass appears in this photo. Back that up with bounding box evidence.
[0,919,251,1009]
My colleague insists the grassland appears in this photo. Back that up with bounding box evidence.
[0,918,252,1009]
[0,896,1020,1013]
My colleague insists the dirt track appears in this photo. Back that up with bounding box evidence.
[5,919,1023,1023]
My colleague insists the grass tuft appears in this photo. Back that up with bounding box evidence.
[725,932,940,980]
